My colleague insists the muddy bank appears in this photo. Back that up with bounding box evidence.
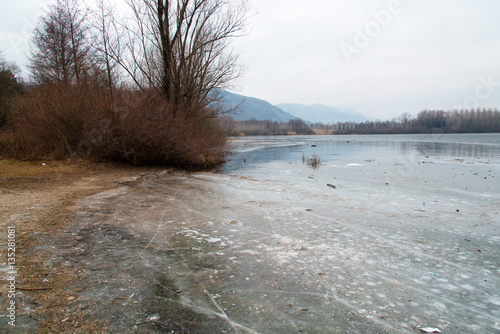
[0,162,159,333]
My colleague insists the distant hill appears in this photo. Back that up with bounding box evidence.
[220,91,297,123]
[276,103,372,124]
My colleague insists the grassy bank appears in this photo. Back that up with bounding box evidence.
[0,159,82,179]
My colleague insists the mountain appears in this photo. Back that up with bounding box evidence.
[275,103,372,124]
[220,91,297,123]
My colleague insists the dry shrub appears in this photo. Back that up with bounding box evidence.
[0,86,226,169]
[302,153,320,169]
[92,91,226,168]
[0,84,86,160]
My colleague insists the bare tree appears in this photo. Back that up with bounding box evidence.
[90,0,122,99]
[29,0,91,86]
[399,112,412,129]
[111,0,249,118]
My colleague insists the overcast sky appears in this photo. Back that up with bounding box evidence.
[1,0,500,120]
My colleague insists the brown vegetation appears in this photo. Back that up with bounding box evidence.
[1,85,226,168]
[302,153,320,169]
[0,0,248,169]
[0,54,24,129]
[224,118,314,136]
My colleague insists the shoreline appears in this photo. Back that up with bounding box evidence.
[1,144,499,333]
[0,160,157,332]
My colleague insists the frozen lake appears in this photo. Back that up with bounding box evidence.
[68,134,500,333]
[216,134,500,332]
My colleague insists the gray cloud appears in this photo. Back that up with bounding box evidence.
[233,0,500,119]
[2,0,499,119]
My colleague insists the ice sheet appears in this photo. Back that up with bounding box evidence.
[67,134,500,333]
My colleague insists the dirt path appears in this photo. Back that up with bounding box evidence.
[0,160,155,333]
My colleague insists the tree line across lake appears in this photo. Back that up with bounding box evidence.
[311,109,500,135]
[219,108,500,136]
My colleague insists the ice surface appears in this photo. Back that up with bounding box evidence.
[74,134,500,333]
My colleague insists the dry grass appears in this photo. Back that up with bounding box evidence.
[0,159,81,179]
[302,153,321,169]
[311,128,333,135]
